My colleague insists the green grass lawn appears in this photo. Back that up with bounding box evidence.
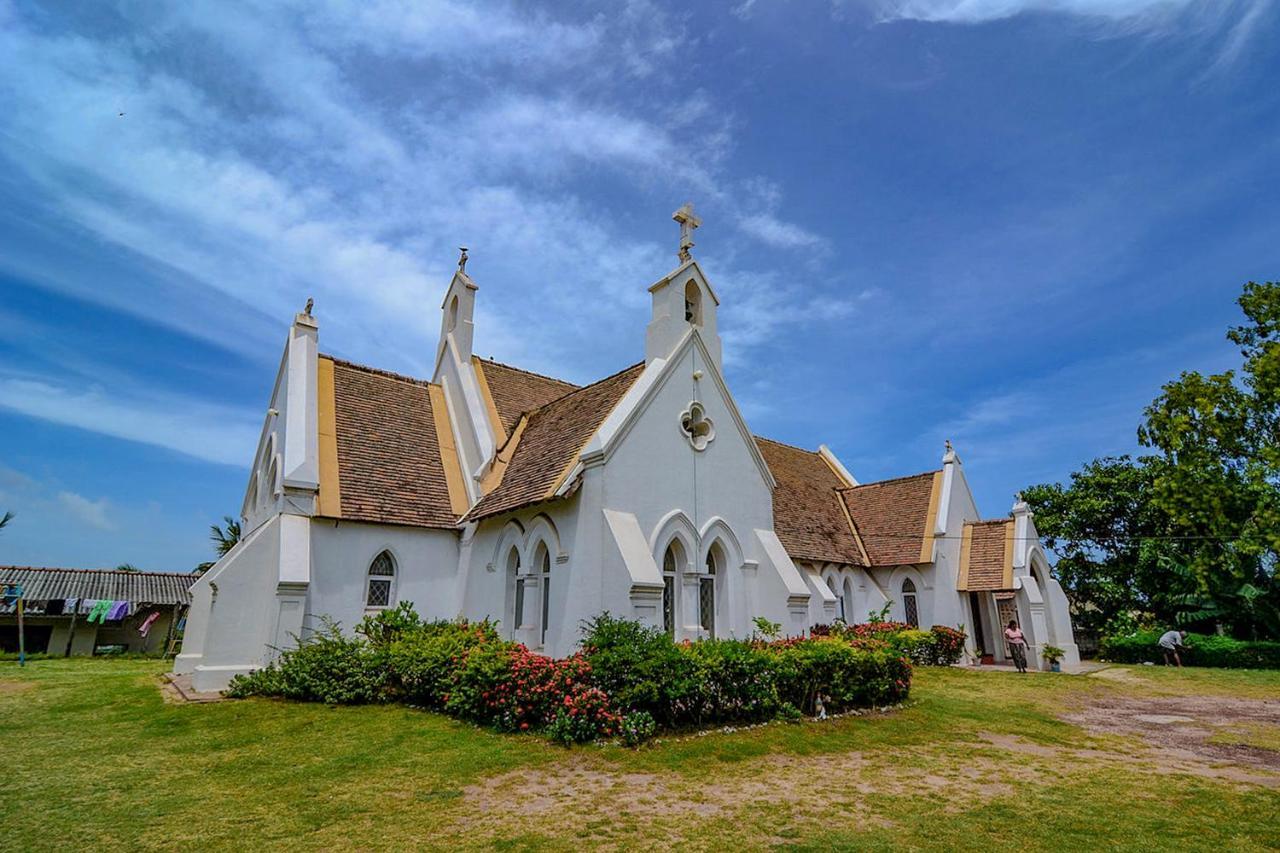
[1,659,1276,851]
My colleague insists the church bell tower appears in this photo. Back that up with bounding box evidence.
[646,204,723,369]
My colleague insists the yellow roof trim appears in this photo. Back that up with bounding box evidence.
[471,356,509,447]
[479,414,528,495]
[427,384,471,517]
[316,356,342,519]
[957,523,974,591]
[819,449,855,489]
[835,492,871,567]
[918,470,944,564]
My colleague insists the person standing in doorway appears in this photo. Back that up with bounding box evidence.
[1004,620,1028,673]
[1158,629,1188,667]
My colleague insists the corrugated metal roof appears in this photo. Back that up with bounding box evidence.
[0,566,194,605]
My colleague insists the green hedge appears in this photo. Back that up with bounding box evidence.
[1100,630,1280,669]
[229,607,913,743]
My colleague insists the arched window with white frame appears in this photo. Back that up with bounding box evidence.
[506,547,523,638]
[536,543,552,647]
[661,540,685,637]
[366,550,396,609]
[700,543,722,639]
[901,577,919,628]
[826,575,844,622]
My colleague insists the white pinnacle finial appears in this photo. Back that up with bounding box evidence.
[672,202,701,262]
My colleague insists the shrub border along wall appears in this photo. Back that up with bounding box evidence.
[1100,629,1280,669]
[229,607,937,745]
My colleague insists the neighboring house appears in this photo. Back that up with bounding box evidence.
[0,566,193,656]
[178,216,1079,691]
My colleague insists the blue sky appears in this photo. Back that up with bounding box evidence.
[1,0,1277,572]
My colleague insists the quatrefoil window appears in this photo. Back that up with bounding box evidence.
[679,401,715,451]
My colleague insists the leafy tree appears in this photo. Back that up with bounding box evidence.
[1022,457,1173,636]
[210,516,241,557]
[1026,282,1280,640]
[0,511,12,532]
[196,515,243,573]
[1138,281,1280,638]
[115,563,141,572]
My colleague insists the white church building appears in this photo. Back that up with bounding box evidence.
[177,210,1079,692]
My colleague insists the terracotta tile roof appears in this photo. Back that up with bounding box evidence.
[839,471,940,566]
[476,358,579,435]
[0,566,194,605]
[327,357,459,528]
[467,363,646,521]
[961,520,1013,591]
[755,438,865,566]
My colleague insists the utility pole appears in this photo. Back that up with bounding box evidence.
[3,584,23,667]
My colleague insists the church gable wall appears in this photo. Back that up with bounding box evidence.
[596,340,778,639]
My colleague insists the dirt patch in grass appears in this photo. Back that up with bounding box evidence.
[452,746,1028,845]
[1062,693,1280,774]
[0,680,35,696]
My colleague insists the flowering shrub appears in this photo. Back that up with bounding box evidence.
[546,686,622,744]
[482,648,596,732]
[620,710,657,747]
[810,622,966,667]
[923,625,966,665]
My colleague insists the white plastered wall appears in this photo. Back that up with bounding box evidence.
[306,519,462,634]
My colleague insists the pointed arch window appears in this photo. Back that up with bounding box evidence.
[700,544,720,639]
[366,551,396,609]
[537,544,552,647]
[447,294,459,333]
[661,541,683,637]
[507,547,524,635]
[901,577,919,628]
[827,575,845,623]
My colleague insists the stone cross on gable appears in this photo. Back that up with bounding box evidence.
[672,202,701,262]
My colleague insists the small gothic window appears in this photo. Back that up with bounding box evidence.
[538,545,552,647]
[902,577,919,628]
[684,279,701,325]
[447,294,459,332]
[366,551,395,608]
[508,548,523,631]
[827,576,844,622]
[700,545,720,639]
[662,541,682,637]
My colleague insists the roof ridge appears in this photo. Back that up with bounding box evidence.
[967,517,1012,526]
[753,435,818,455]
[0,566,194,577]
[321,354,430,387]
[478,357,579,389]
[839,469,940,491]
[523,361,645,419]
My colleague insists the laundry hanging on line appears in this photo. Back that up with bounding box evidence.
[138,611,161,637]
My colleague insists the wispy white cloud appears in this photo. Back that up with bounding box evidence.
[0,0,832,392]
[867,0,1274,71]
[874,0,1205,24]
[738,213,825,249]
[0,376,259,467]
[57,491,115,531]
